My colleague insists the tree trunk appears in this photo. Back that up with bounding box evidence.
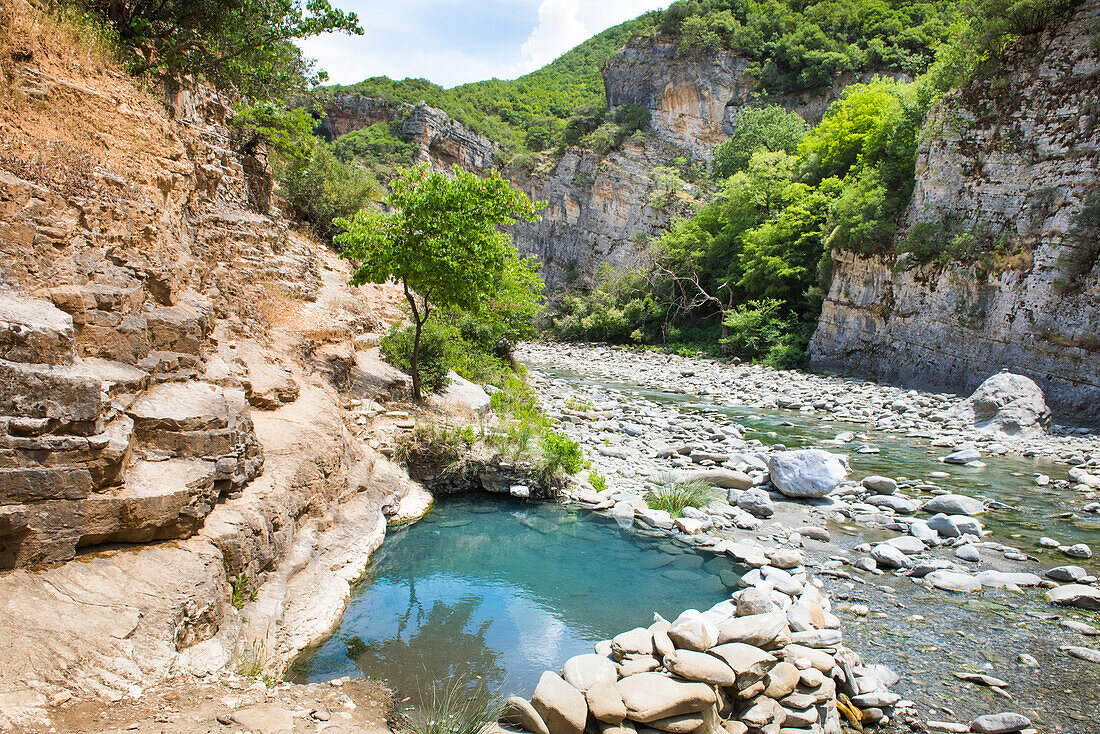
[410,317,423,401]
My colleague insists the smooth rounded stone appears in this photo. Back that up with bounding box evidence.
[778,706,818,728]
[586,681,628,724]
[707,643,778,686]
[740,696,786,729]
[909,558,953,578]
[531,672,588,734]
[562,654,618,692]
[1044,565,1087,582]
[926,570,981,593]
[851,557,877,573]
[1062,543,1093,559]
[736,588,775,616]
[1044,584,1100,610]
[652,624,676,660]
[619,656,661,676]
[851,691,900,708]
[668,611,719,652]
[738,489,775,518]
[870,543,911,570]
[644,711,708,734]
[955,545,981,563]
[789,629,842,648]
[677,468,753,490]
[782,645,835,674]
[796,525,831,542]
[717,612,788,647]
[884,536,927,554]
[768,449,849,498]
[977,570,1042,588]
[951,516,984,537]
[944,448,981,465]
[1062,619,1100,636]
[1061,645,1100,663]
[504,696,551,734]
[909,519,939,544]
[761,566,804,596]
[615,673,717,723]
[663,650,737,686]
[866,494,918,514]
[861,475,898,494]
[763,662,800,699]
[970,712,1032,733]
[923,494,985,516]
[671,554,705,571]
[770,549,803,570]
[947,372,1051,439]
[720,722,747,734]
[613,628,656,658]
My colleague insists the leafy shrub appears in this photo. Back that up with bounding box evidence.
[537,431,584,484]
[276,144,378,243]
[394,421,476,468]
[588,468,608,492]
[721,299,792,360]
[381,319,461,393]
[712,105,808,179]
[332,123,419,173]
[645,480,720,518]
[612,105,652,145]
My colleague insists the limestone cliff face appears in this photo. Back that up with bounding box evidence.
[809,0,1100,422]
[603,35,895,160]
[508,141,694,288]
[319,96,496,170]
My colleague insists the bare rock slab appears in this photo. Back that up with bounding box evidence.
[0,293,75,365]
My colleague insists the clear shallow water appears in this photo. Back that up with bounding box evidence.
[291,495,744,701]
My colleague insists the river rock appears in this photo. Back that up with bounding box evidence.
[615,673,717,723]
[505,696,552,734]
[707,643,778,686]
[668,611,719,652]
[585,681,628,724]
[867,494,918,513]
[737,489,774,518]
[739,696,786,729]
[1045,584,1100,610]
[562,654,618,692]
[955,545,981,563]
[970,711,1032,733]
[717,611,788,647]
[926,570,981,593]
[531,672,588,734]
[736,588,775,616]
[1061,645,1100,663]
[861,475,897,494]
[763,661,800,699]
[612,628,655,658]
[662,650,737,686]
[677,469,753,490]
[870,543,911,570]
[923,494,985,516]
[947,372,1051,438]
[944,448,981,464]
[768,449,849,498]
[1045,565,1087,582]
[1062,543,1092,559]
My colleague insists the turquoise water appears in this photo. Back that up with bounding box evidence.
[291,495,744,700]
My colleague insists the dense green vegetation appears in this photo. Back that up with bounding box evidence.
[542,0,1085,365]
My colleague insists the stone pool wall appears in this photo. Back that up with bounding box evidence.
[504,587,897,734]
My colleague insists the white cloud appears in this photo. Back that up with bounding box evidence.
[509,0,666,78]
[510,0,589,77]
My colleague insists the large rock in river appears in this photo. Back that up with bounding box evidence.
[946,371,1051,438]
[531,671,588,734]
[615,672,717,723]
[768,450,848,498]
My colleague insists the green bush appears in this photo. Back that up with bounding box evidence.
[537,430,584,484]
[276,144,378,243]
[332,123,419,173]
[721,299,792,360]
[712,106,808,180]
[380,319,461,393]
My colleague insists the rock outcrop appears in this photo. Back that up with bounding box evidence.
[809,0,1100,423]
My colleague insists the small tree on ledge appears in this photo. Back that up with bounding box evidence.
[335,164,544,401]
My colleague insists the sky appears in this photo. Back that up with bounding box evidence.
[298,0,669,89]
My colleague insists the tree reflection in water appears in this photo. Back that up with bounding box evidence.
[341,577,505,703]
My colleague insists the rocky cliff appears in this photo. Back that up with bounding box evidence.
[603,36,891,161]
[809,0,1100,423]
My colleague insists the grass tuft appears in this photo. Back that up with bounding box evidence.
[398,678,504,734]
[645,479,720,518]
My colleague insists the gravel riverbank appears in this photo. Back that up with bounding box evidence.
[518,342,1100,733]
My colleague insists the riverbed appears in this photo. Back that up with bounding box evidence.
[518,343,1100,733]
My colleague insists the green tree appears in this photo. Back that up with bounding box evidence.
[79,0,363,99]
[712,105,808,179]
[335,164,544,400]
[277,144,378,243]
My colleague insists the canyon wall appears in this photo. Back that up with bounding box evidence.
[809,0,1100,423]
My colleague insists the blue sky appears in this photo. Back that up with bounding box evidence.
[299,0,669,88]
